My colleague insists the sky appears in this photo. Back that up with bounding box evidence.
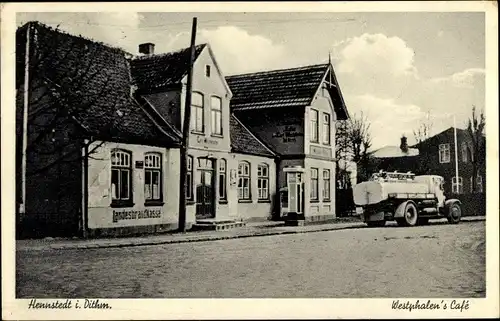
[17,12,485,150]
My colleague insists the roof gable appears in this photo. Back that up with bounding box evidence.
[130,44,206,92]
[226,64,329,111]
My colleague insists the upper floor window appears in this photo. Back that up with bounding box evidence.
[439,143,450,163]
[452,176,463,194]
[310,168,319,201]
[191,92,204,133]
[205,65,211,78]
[322,112,331,145]
[322,169,331,200]
[144,153,162,202]
[211,96,223,136]
[310,109,319,143]
[461,142,468,163]
[186,155,194,201]
[219,159,227,201]
[111,149,132,203]
[238,161,251,200]
[257,164,269,200]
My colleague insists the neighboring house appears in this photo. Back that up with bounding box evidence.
[226,63,350,222]
[412,127,486,196]
[371,136,420,174]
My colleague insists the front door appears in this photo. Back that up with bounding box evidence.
[196,158,215,219]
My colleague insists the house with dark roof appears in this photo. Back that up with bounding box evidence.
[226,62,350,222]
[16,21,279,238]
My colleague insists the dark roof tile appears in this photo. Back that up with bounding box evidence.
[230,115,275,157]
[19,22,180,147]
[226,64,329,111]
[130,44,206,91]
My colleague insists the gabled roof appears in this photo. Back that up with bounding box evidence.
[411,127,469,148]
[130,44,206,92]
[230,115,275,157]
[17,21,180,147]
[226,64,329,111]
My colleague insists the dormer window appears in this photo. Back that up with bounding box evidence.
[205,65,211,78]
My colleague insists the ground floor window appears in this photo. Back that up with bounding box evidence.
[238,161,251,200]
[470,175,483,193]
[144,153,162,201]
[111,149,132,203]
[452,176,463,194]
[257,164,269,200]
[310,168,319,201]
[322,169,331,200]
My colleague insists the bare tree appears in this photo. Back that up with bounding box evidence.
[413,111,433,144]
[335,112,373,183]
[466,106,486,193]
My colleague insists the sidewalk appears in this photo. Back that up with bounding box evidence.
[16,216,486,252]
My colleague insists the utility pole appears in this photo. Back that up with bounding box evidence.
[20,22,32,218]
[453,116,459,194]
[178,17,197,232]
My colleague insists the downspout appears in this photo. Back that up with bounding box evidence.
[82,139,90,238]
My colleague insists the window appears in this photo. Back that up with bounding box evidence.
[111,149,132,204]
[210,96,222,136]
[439,144,451,163]
[186,155,194,201]
[461,142,468,163]
[452,176,463,194]
[310,109,319,143]
[322,112,331,145]
[144,153,162,202]
[310,168,319,201]
[219,159,227,201]
[238,161,251,200]
[470,175,483,193]
[322,169,331,200]
[205,65,211,78]
[257,164,269,200]
[191,92,204,133]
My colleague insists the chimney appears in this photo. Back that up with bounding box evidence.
[138,43,155,55]
[400,135,408,153]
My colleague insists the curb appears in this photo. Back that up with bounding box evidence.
[18,217,486,252]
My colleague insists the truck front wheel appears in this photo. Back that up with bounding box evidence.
[447,202,462,224]
[396,202,418,227]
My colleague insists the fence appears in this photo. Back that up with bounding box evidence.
[336,188,356,217]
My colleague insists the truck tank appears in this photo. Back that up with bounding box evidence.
[353,172,430,206]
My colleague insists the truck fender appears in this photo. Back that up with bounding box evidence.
[442,198,462,213]
[394,200,417,218]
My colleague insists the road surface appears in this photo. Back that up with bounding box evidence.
[16,221,485,298]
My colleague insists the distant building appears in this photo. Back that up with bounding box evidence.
[371,136,420,174]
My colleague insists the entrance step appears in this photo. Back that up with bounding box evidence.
[191,219,246,231]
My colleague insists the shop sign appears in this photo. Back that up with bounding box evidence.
[112,209,161,223]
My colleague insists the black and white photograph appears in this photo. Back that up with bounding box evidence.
[2,2,498,320]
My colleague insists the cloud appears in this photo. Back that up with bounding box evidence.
[164,26,289,75]
[336,33,418,78]
[344,94,427,149]
[429,68,485,89]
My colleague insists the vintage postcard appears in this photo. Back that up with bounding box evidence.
[1,1,498,320]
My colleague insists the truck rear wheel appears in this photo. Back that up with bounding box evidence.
[447,202,462,224]
[397,202,418,227]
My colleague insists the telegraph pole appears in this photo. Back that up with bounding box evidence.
[178,17,197,232]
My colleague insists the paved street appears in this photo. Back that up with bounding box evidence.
[16,221,485,298]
